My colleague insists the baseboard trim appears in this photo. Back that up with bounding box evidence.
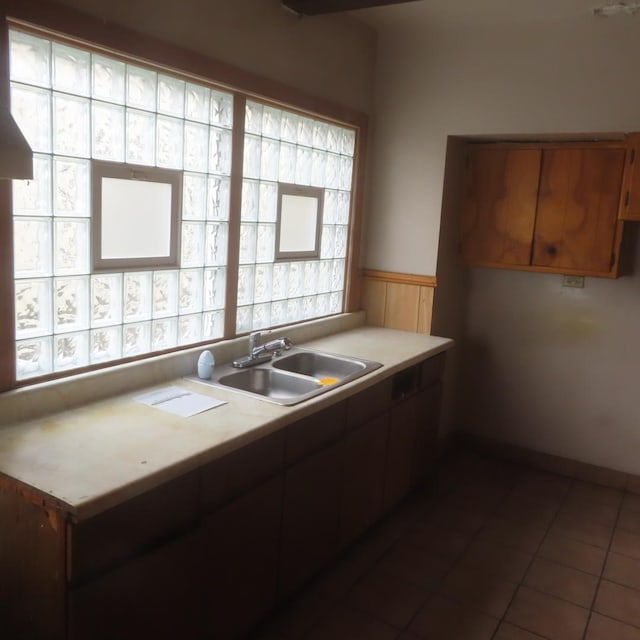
[455,432,640,494]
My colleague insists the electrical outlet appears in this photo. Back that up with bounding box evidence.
[562,275,585,288]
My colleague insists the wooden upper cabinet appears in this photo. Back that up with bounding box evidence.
[460,141,627,278]
[533,147,625,274]
[461,146,541,266]
[619,133,640,221]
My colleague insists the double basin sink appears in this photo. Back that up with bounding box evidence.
[191,346,382,405]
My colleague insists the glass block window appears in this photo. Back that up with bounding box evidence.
[10,30,233,380]
[237,101,355,333]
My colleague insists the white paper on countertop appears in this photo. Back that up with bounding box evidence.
[134,386,226,417]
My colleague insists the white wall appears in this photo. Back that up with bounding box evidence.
[52,0,377,115]
[367,15,640,473]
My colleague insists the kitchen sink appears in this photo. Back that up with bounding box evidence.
[216,368,321,403]
[189,346,382,405]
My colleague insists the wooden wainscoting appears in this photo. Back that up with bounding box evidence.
[360,270,437,334]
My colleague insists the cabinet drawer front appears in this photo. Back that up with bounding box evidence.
[70,472,198,585]
[285,400,346,465]
[200,430,284,512]
[346,377,393,430]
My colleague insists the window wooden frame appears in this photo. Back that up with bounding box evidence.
[0,1,368,390]
[91,161,182,272]
[275,183,324,261]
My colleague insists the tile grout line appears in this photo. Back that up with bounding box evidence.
[487,471,575,640]
[580,488,625,640]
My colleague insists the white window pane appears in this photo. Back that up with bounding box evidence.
[126,66,157,110]
[311,150,327,188]
[330,291,343,313]
[325,153,341,189]
[321,226,335,260]
[9,30,51,87]
[152,270,179,319]
[254,264,273,303]
[123,321,151,356]
[92,102,125,161]
[262,106,281,139]
[203,268,225,311]
[288,262,304,298]
[335,225,348,259]
[327,125,342,153]
[178,314,202,346]
[92,55,126,104]
[318,261,332,293]
[124,272,152,322]
[13,154,52,216]
[339,156,353,191]
[331,260,345,292]
[152,318,178,351]
[252,303,271,330]
[313,122,328,150]
[101,178,173,259]
[280,112,299,143]
[205,223,228,266]
[11,84,51,153]
[179,269,204,314]
[157,74,185,117]
[183,173,207,220]
[53,42,90,95]
[16,336,53,380]
[298,117,314,147]
[184,122,209,172]
[54,158,90,217]
[278,142,296,183]
[256,224,276,264]
[303,262,319,296]
[317,293,331,317]
[185,83,210,123]
[91,274,123,328]
[54,276,90,333]
[53,94,90,157]
[237,266,255,306]
[241,180,259,222]
[258,182,278,223]
[208,127,232,175]
[202,310,224,340]
[14,218,52,278]
[295,146,312,185]
[15,279,52,339]
[54,331,89,371]
[210,90,233,129]
[337,191,351,225]
[243,134,261,179]
[342,128,356,156]
[272,263,289,301]
[156,116,184,169]
[286,298,303,323]
[207,176,230,221]
[126,109,156,165]
[245,101,263,135]
[91,326,123,363]
[236,306,253,334]
[271,300,286,326]
[239,223,257,264]
[260,138,280,182]
[302,295,317,319]
[181,222,205,268]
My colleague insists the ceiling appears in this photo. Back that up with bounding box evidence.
[351,0,632,29]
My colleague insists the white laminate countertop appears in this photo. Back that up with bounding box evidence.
[0,327,453,521]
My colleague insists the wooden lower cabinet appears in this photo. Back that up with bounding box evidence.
[339,413,388,547]
[2,355,446,640]
[279,441,343,598]
[198,477,283,639]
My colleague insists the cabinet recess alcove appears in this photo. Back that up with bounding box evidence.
[460,139,631,278]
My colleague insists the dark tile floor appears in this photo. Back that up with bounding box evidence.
[251,449,640,640]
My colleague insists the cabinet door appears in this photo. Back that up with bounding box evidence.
[69,530,202,640]
[412,383,443,484]
[461,146,541,266]
[383,394,421,510]
[533,147,625,274]
[619,134,640,221]
[198,476,283,639]
[339,413,389,548]
[279,441,343,598]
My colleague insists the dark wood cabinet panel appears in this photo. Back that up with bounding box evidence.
[339,413,388,547]
[70,472,199,584]
[533,147,625,273]
[285,401,346,465]
[412,383,442,484]
[619,134,640,221]
[198,476,283,639]
[69,529,203,640]
[279,441,343,597]
[461,146,541,266]
[346,376,393,430]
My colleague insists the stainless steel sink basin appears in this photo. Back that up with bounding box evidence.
[272,351,366,379]
[216,368,321,403]
[189,346,382,405]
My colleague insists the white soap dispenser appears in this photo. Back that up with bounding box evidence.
[197,350,215,380]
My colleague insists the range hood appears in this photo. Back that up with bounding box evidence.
[0,107,33,180]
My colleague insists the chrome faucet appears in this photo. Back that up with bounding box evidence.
[232,332,292,368]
